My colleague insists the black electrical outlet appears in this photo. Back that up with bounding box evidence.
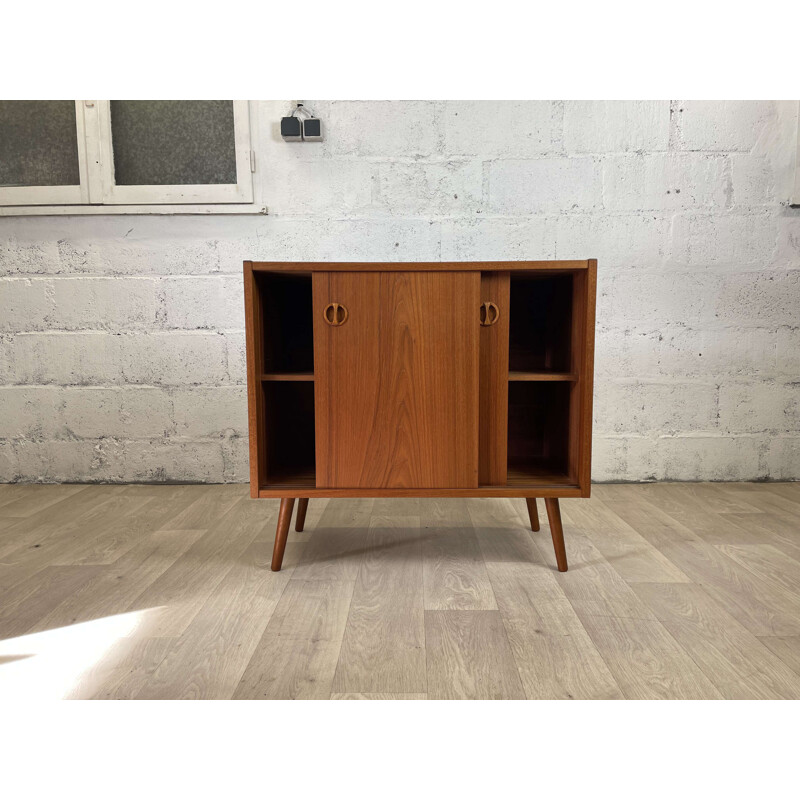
[302,117,322,141]
[281,116,302,141]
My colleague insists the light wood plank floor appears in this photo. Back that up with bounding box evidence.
[1,483,799,700]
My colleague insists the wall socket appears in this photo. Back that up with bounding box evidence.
[281,103,322,142]
[280,116,303,142]
[302,117,322,141]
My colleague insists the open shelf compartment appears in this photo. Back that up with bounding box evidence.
[507,380,574,486]
[509,272,573,374]
[256,271,314,375]
[262,380,316,487]
[254,270,316,487]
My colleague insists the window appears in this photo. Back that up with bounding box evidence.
[0,100,259,214]
[0,101,86,205]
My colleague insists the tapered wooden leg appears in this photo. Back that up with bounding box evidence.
[295,498,309,532]
[271,498,295,572]
[525,498,540,532]
[544,498,568,572]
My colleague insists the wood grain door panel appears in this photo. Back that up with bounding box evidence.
[478,271,510,485]
[314,271,480,489]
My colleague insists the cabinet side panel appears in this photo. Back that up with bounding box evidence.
[569,261,597,494]
[243,261,265,496]
[479,272,510,485]
[581,261,597,493]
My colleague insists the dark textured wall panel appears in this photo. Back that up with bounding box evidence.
[0,100,80,187]
[110,100,237,185]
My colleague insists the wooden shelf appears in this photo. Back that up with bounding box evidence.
[261,373,315,382]
[506,461,575,488]
[261,466,316,489]
[508,371,577,382]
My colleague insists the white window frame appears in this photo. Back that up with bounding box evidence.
[0,100,263,215]
[0,101,90,206]
[792,102,800,207]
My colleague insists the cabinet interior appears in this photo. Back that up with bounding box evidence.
[504,271,578,486]
[507,380,572,484]
[257,271,314,374]
[257,271,316,487]
[509,273,573,374]
[263,379,316,486]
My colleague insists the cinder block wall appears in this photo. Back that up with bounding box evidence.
[1,100,799,483]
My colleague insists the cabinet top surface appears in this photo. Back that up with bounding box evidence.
[246,260,594,273]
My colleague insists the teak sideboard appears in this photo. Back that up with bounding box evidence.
[243,260,597,573]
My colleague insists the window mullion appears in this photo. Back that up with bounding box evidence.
[74,101,90,203]
[80,100,107,204]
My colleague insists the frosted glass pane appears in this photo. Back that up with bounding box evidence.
[0,101,80,187]
[110,101,237,185]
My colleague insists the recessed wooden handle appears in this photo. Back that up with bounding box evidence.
[480,301,499,327]
[324,302,348,326]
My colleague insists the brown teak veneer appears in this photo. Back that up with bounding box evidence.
[244,260,597,572]
[271,497,295,572]
[526,498,540,532]
[295,498,309,532]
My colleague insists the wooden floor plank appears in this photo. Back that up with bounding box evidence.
[719,512,800,563]
[623,482,761,516]
[756,483,800,506]
[332,515,426,694]
[30,528,208,635]
[289,497,329,542]
[468,499,623,699]
[330,693,427,700]
[714,543,800,598]
[632,582,800,699]
[81,636,177,700]
[126,496,273,637]
[757,636,800,676]
[0,484,87,518]
[2,492,154,570]
[576,613,723,699]
[476,531,623,699]
[136,541,296,700]
[0,486,127,561]
[723,488,800,517]
[423,500,497,611]
[233,579,355,700]
[0,483,37,510]
[1,483,799,700]
[291,498,374,582]
[532,527,659,621]
[527,520,720,699]
[50,486,200,566]
[425,610,526,699]
[0,565,105,639]
[656,539,800,638]
[560,499,691,583]
[158,484,244,531]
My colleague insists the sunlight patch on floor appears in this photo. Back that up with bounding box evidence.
[0,609,163,700]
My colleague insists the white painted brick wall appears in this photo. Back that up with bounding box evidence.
[602,154,729,212]
[444,101,559,158]
[489,158,603,214]
[563,101,670,153]
[675,101,776,152]
[1,99,798,483]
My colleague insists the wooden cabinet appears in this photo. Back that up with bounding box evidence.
[244,260,597,573]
